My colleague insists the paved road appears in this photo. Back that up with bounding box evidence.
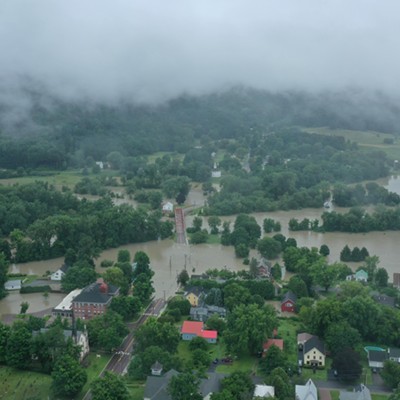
[82,298,166,400]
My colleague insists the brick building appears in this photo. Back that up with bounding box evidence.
[71,278,119,320]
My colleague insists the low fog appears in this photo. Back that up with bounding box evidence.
[1,0,399,106]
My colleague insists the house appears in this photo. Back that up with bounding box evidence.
[71,278,120,320]
[151,361,163,376]
[50,264,70,281]
[253,384,275,398]
[373,294,396,308]
[162,201,174,213]
[185,287,205,307]
[388,348,400,363]
[367,350,387,370]
[297,333,314,350]
[302,336,325,367]
[144,369,179,400]
[190,305,227,322]
[190,307,209,322]
[346,269,368,283]
[296,379,318,400]
[339,384,371,400]
[4,279,22,291]
[281,291,297,313]
[144,369,226,400]
[263,339,284,354]
[52,288,83,318]
[393,273,400,289]
[181,321,218,344]
[33,328,89,362]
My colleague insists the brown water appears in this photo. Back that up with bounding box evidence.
[3,177,400,316]
[1,291,65,316]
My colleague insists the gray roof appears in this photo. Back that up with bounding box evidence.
[72,281,119,305]
[60,264,70,273]
[185,286,204,297]
[199,372,226,397]
[373,294,396,308]
[304,336,325,354]
[143,369,179,400]
[389,348,400,358]
[143,370,226,400]
[368,350,388,362]
[282,291,297,304]
[340,384,371,400]
[190,307,208,316]
[206,305,226,314]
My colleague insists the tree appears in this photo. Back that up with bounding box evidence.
[208,216,222,234]
[117,249,131,263]
[312,262,338,292]
[61,265,97,292]
[87,311,129,352]
[51,354,87,398]
[219,371,255,400]
[168,372,202,400]
[0,253,9,299]
[110,295,141,320]
[332,348,362,383]
[224,304,276,355]
[91,371,130,400]
[192,348,211,369]
[257,237,282,259]
[340,245,352,262]
[260,345,287,375]
[103,267,129,294]
[6,321,32,369]
[375,267,389,287]
[382,360,400,389]
[0,322,10,363]
[20,301,29,314]
[177,269,190,287]
[324,321,362,357]
[266,368,293,400]
[287,276,308,298]
[234,243,249,258]
[189,336,208,352]
[319,244,330,256]
[192,216,203,232]
[134,317,180,353]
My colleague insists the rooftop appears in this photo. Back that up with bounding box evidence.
[53,288,83,311]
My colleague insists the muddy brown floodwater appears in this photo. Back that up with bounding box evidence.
[2,176,400,316]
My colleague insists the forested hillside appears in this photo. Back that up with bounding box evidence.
[0,87,399,169]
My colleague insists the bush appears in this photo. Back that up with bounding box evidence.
[20,285,51,294]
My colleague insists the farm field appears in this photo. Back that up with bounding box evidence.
[303,127,400,160]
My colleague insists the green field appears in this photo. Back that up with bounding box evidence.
[303,127,400,160]
[0,169,120,190]
[0,352,110,400]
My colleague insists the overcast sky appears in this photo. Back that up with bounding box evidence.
[0,0,399,104]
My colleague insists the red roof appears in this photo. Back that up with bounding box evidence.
[201,330,218,339]
[181,321,218,340]
[263,339,284,351]
[181,321,204,336]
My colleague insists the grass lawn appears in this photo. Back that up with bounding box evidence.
[276,317,301,364]
[0,366,52,400]
[371,394,390,400]
[301,358,331,381]
[127,382,145,400]
[77,353,111,399]
[331,390,340,400]
[0,169,120,191]
[215,353,257,374]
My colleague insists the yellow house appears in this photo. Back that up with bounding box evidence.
[303,337,325,367]
[185,287,204,307]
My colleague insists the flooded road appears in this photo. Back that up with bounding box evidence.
[2,177,400,316]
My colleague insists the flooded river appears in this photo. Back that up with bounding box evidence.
[2,177,400,316]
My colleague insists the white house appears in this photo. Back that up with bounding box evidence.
[50,264,70,281]
[296,379,318,400]
[253,384,275,398]
[162,202,174,213]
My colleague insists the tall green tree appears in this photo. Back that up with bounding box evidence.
[168,372,202,400]
[91,371,130,400]
[51,354,87,398]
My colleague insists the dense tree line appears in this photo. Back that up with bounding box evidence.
[0,182,173,263]
[321,206,400,232]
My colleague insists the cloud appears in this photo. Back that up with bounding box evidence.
[0,0,400,105]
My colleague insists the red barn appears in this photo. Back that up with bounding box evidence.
[281,291,297,313]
